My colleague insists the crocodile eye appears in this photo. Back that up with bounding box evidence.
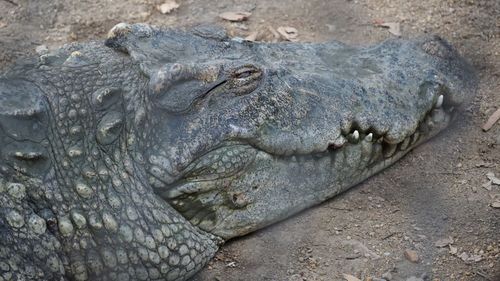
[232,65,262,81]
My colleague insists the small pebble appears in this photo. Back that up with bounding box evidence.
[382,271,393,280]
[404,249,420,263]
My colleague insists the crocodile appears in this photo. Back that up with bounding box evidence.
[0,23,475,281]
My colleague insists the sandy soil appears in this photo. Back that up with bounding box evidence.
[0,0,498,280]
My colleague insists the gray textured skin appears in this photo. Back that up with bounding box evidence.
[0,23,475,281]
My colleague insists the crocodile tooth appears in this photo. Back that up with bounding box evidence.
[352,130,359,141]
[435,94,444,108]
[400,137,411,151]
[346,130,360,144]
[365,133,373,142]
[383,143,397,158]
[361,135,373,164]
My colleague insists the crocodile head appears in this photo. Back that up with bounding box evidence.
[105,24,476,239]
[0,23,475,280]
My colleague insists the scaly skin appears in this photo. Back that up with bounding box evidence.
[0,23,475,280]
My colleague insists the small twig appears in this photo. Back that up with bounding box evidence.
[423,171,462,176]
[381,232,400,240]
[2,0,18,6]
[475,270,493,281]
[482,108,500,131]
[330,207,353,211]
[344,253,362,260]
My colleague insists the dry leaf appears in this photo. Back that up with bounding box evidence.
[0,21,7,29]
[277,26,298,41]
[482,108,500,131]
[244,31,258,41]
[482,181,492,191]
[219,11,252,22]
[449,245,458,255]
[268,26,280,40]
[459,252,484,262]
[486,172,500,185]
[379,22,401,36]
[158,1,180,14]
[435,237,454,248]
[491,201,500,209]
[342,273,362,281]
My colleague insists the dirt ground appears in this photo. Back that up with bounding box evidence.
[0,0,499,280]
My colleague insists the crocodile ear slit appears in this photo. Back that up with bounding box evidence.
[0,79,46,118]
[0,79,50,177]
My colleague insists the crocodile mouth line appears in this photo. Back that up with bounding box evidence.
[150,92,455,237]
[157,92,453,202]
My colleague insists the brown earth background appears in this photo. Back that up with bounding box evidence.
[0,0,499,280]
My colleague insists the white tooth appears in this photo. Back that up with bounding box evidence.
[352,130,359,141]
[436,95,443,108]
[365,133,373,142]
[361,136,373,164]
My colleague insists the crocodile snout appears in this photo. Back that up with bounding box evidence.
[419,35,477,108]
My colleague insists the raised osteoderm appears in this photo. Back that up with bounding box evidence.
[0,23,475,280]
